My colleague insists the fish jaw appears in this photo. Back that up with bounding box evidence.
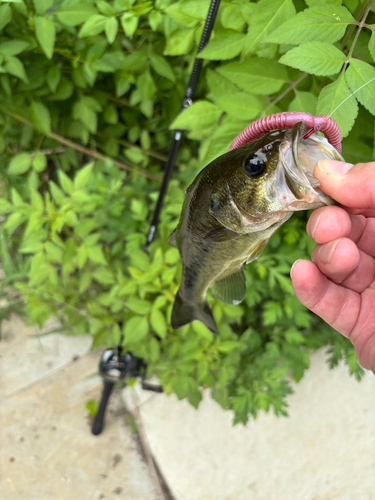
[274,122,343,212]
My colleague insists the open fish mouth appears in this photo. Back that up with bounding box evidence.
[278,121,344,211]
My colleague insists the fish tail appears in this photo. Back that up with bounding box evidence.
[171,291,217,334]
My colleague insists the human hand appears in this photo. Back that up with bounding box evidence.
[291,160,375,372]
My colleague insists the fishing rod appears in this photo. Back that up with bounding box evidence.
[144,0,221,250]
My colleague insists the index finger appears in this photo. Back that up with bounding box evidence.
[314,161,375,213]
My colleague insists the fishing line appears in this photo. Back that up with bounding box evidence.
[327,76,375,118]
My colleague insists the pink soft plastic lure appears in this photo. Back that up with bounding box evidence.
[228,112,342,154]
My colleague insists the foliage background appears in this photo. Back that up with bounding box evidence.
[0,0,373,423]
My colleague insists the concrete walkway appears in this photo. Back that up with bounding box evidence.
[0,316,158,500]
[1,314,375,500]
[124,351,375,500]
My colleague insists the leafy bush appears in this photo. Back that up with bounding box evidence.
[0,0,371,423]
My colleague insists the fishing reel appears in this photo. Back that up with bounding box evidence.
[91,346,162,435]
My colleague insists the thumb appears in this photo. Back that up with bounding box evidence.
[314,160,375,209]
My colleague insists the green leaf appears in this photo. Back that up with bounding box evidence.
[217,341,242,352]
[4,212,26,235]
[32,151,47,172]
[202,121,248,166]
[73,97,102,134]
[121,13,138,38]
[0,198,12,214]
[11,187,24,207]
[28,101,51,135]
[35,17,55,59]
[150,54,175,82]
[8,153,32,175]
[93,268,114,285]
[34,0,53,15]
[123,316,149,344]
[87,245,107,264]
[305,0,337,4]
[97,0,114,16]
[58,169,74,194]
[49,181,65,205]
[56,2,98,26]
[170,101,221,130]
[165,3,200,27]
[86,399,98,417]
[105,17,118,44]
[30,188,44,211]
[104,104,118,124]
[317,75,358,138]
[243,0,296,57]
[149,10,162,31]
[164,28,195,56]
[48,80,74,101]
[187,389,202,409]
[265,5,355,45]
[369,29,375,63]
[74,163,94,190]
[4,57,29,84]
[149,337,160,362]
[217,57,288,95]
[214,93,263,121]
[199,30,246,61]
[206,69,238,98]
[150,308,167,338]
[285,328,306,344]
[47,67,61,93]
[279,42,346,76]
[126,299,151,314]
[288,91,318,115]
[345,59,375,116]
[0,40,29,56]
[137,70,155,100]
[0,4,12,31]
[221,3,246,32]
[79,15,107,38]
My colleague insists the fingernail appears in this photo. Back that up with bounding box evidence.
[290,260,301,279]
[318,240,338,264]
[309,213,321,241]
[317,160,354,175]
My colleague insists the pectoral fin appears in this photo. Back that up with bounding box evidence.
[211,268,246,305]
[171,291,217,333]
[168,228,177,247]
[246,239,269,264]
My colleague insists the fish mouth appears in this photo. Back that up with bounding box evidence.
[277,122,343,211]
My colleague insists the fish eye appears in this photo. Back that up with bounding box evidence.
[243,151,267,177]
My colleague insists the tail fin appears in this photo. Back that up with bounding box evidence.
[171,291,217,334]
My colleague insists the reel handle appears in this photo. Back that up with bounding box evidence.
[91,380,115,435]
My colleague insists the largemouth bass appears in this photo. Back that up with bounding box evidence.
[169,122,343,333]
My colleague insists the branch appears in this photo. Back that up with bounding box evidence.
[2,110,161,182]
[30,147,66,157]
[343,0,374,72]
[341,0,374,51]
[262,73,308,116]
[97,132,183,167]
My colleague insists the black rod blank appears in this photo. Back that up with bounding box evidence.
[144,0,221,250]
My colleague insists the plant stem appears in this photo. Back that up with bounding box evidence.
[97,132,183,167]
[2,110,162,182]
[346,0,374,63]
[341,0,374,51]
[263,73,308,115]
